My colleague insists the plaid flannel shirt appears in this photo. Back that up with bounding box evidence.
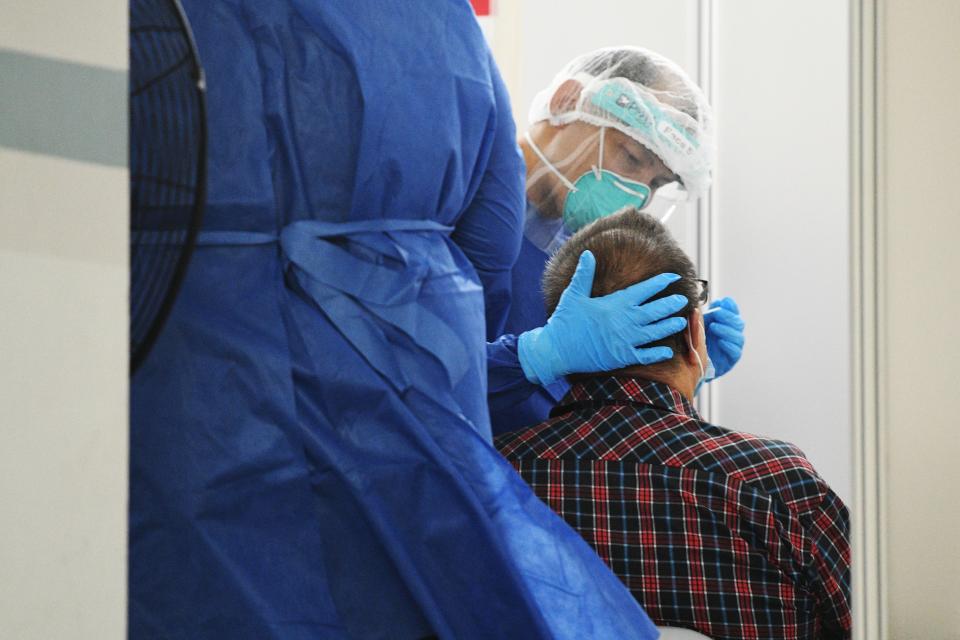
[495,376,851,640]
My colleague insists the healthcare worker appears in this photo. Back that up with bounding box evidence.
[129,3,660,639]
[489,47,747,435]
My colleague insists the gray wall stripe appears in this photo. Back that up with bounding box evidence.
[0,48,126,167]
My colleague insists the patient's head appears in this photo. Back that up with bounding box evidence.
[542,208,709,399]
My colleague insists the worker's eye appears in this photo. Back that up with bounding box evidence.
[651,176,674,190]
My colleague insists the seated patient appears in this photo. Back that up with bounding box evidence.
[495,209,851,640]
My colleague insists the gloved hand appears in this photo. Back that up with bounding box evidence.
[703,296,745,379]
[518,250,689,386]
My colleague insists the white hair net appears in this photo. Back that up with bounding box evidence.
[528,46,714,200]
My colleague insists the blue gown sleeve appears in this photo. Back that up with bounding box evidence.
[488,333,570,437]
[451,53,525,342]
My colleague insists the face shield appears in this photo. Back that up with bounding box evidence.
[523,47,713,251]
[644,181,687,224]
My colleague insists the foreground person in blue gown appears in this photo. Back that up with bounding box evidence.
[487,47,747,435]
[129,2,663,638]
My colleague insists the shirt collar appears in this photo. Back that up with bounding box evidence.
[553,375,701,421]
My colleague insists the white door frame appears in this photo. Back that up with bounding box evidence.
[850,0,887,637]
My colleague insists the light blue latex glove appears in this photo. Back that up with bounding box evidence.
[704,296,745,379]
[518,250,689,386]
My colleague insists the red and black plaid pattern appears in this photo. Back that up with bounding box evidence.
[495,376,851,640]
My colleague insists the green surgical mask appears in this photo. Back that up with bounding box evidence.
[525,128,651,232]
[563,166,651,231]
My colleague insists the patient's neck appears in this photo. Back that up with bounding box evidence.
[608,361,696,402]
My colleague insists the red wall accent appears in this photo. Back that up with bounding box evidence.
[470,0,491,17]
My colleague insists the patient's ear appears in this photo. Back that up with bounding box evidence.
[693,309,706,348]
[549,79,584,116]
[683,309,705,366]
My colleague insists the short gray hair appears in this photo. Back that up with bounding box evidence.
[542,208,699,356]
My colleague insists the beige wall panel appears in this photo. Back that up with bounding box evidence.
[0,149,127,263]
[0,1,126,69]
[0,88,127,640]
[0,245,127,639]
[882,0,960,636]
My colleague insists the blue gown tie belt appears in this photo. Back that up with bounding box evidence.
[188,219,469,394]
[188,218,454,246]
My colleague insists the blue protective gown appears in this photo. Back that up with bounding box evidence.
[487,200,571,436]
[129,2,657,638]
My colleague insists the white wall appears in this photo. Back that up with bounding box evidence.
[0,3,128,639]
[881,0,960,635]
[714,0,851,503]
